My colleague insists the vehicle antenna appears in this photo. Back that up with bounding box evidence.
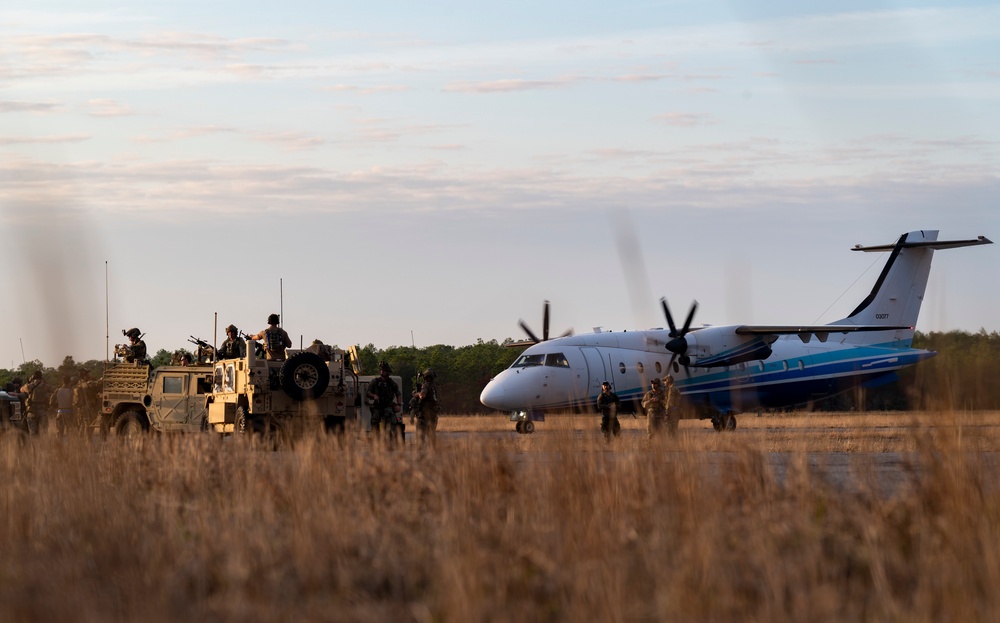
[213,312,218,362]
[411,331,415,348]
[280,277,284,327]
[105,260,109,364]
[19,338,25,365]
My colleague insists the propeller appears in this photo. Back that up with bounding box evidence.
[661,298,698,368]
[518,300,573,345]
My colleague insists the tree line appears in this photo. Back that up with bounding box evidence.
[3,331,999,413]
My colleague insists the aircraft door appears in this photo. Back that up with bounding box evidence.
[580,348,608,398]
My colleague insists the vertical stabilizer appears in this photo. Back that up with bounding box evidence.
[837,230,992,346]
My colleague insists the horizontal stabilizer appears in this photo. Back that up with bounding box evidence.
[852,235,992,253]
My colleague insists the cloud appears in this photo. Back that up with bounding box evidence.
[442,78,577,93]
[322,83,412,95]
[85,98,133,117]
[0,134,89,144]
[0,100,60,113]
[653,112,717,127]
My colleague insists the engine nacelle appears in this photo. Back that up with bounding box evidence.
[682,328,774,368]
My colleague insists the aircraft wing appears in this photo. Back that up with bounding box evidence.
[735,325,911,343]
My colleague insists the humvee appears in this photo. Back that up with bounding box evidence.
[100,362,213,436]
[0,389,27,438]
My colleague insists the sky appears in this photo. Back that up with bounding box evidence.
[1,1,998,368]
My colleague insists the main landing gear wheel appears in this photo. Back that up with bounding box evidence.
[514,420,535,434]
[712,413,738,432]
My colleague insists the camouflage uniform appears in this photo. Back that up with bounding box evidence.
[125,339,147,364]
[21,374,51,435]
[218,325,247,360]
[416,374,440,445]
[250,317,292,361]
[664,377,681,435]
[596,383,621,440]
[642,380,667,437]
[366,374,401,434]
[74,371,101,435]
[50,377,75,436]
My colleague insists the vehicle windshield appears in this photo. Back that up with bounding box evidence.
[512,354,545,368]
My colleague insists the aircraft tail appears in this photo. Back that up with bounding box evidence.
[836,230,991,346]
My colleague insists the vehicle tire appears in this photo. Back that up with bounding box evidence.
[524,420,535,434]
[726,414,737,431]
[515,421,524,434]
[114,410,146,439]
[280,352,330,401]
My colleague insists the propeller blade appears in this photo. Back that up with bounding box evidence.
[681,300,698,335]
[542,300,550,342]
[518,320,540,344]
[660,298,678,337]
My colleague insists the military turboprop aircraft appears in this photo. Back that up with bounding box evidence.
[480,230,992,433]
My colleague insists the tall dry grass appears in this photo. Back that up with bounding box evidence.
[2,413,999,622]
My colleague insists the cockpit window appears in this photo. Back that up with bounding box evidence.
[512,354,545,368]
[545,353,570,368]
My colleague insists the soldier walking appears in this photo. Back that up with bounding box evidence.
[415,368,440,446]
[596,381,621,440]
[641,377,667,437]
[366,361,402,443]
[664,375,682,435]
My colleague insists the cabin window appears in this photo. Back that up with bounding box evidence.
[672,361,679,374]
[797,360,805,371]
[636,362,644,374]
[758,362,765,372]
[162,376,183,394]
[225,364,236,392]
[618,362,626,374]
[512,354,545,368]
[655,362,662,374]
[544,353,570,368]
[213,366,224,392]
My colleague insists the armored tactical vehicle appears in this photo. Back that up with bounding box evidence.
[207,340,396,444]
[101,362,213,436]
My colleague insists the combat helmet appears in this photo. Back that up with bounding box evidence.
[378,360,392,374]
[267,313,280,325]
[225,324,239,334]
[124,327,141,339]
[421,368,436,380]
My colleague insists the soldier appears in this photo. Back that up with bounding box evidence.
[596,381,621,440]
[365,361,401,439]
[50,375,75,436]
[122,328,147,364]
[415,368,440,446]
[217,324,247,360]
[74,368,101,436]
[664,375,682,435]
[21,370,51,435]
[641,377,667,437]
[305,339,333,362]
[248,314,292,362]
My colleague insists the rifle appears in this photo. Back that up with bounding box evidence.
[238,330,266,358]
[188,336,216,363]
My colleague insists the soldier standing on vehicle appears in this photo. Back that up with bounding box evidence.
[366,361,401,439]
[50,375,75,436]
[74,369,100,435]
[217,324,247,360]
[249,314,292,361]
[641,377,667,437]
[122,328,147,364]
[415,368,440,446]
[21,371,51,435]
[664,375,681,436]
[596,381,621,441]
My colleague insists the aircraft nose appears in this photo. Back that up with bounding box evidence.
[480,379,507,410]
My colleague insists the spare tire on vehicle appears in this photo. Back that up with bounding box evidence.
[280,351,330,401]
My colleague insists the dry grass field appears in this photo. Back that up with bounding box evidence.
[2,411,1000,622]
